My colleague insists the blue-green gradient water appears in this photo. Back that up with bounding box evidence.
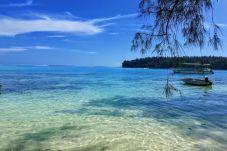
[0,66,227,151]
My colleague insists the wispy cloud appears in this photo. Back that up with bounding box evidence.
[31,12,79,20]
[0,46,98,56]
[0,13,137,37]
[0,0,33,7]
[0,45,54,53]
[87,51,97,54]
[0,18,103,36]
[89,13,138,23]
[0,47,27,52]
[29,46,53,50]
[75,50,98,55]
[47,35,66,38]
[217,23,227,28]
[205,22,227,29]
[64,12,81,19]
[109,32,119,35]
[99,23,116,28]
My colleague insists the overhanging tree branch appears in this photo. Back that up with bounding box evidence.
[132,0,221,56]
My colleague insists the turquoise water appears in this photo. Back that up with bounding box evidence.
[0,66,227,151]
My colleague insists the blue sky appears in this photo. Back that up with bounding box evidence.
[0,0,226,66]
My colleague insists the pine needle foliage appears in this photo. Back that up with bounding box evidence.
[132,0,221,55]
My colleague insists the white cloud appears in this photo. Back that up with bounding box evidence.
[89,13,138,23]
[0,0,33,7]
[0,13,138,37]
[205,23,227,29]
[217,23,227,28]
[64,12,80,19]
[0,47,27,52]
[0,18,103,36]
[32,12,75,20]
[87,51,97,54]
[32,14,51,20]
[99,23,115,28]
[29,46,53,50]
[0,45,54,53]
[0,46,99,55]
[48,35,66,38]
[109,32,119,35]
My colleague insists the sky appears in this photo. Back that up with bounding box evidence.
[0,0,226,66]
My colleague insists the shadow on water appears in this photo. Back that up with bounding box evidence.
[1,78,118,94]
[4,94,227,150]
[3,124,111,151]
[2,125,87,151]
[182,84,213,95]
[55,94,227,147]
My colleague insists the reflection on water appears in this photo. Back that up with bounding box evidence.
[0,66,227,150]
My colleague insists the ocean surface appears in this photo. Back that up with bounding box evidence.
[0,65,227,151]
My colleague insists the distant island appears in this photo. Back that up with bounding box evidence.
[122,56,227,69]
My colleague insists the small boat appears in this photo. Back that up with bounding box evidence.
[181,78,212,86]
[173,63,214,74]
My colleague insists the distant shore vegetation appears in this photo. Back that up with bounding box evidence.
[122,56,227,69]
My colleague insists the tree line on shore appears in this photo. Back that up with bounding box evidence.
[122,56,227,69]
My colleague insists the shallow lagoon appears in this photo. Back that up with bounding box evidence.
[0,66,227,151]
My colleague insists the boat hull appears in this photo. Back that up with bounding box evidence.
[181,78,212,86]
[173,68,214,74]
